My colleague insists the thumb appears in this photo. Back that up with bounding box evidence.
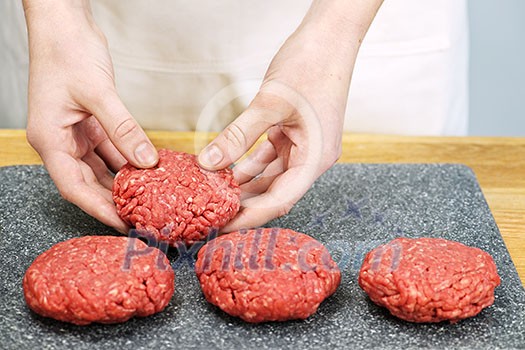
[198,108,277,170]
[86,89,158,168]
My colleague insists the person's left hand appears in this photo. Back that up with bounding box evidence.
[198,0,381,231]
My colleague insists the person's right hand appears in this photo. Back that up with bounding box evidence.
[23,0,158,232]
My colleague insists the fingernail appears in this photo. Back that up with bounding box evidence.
[199,144,223,168]
[134,142,158,167]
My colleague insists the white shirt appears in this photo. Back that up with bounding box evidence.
[0,0,468,135]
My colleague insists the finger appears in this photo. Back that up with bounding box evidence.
[221,164,317,232]
[81,151,115,190]
[233,140,277,185]
[198,93,288,170]
[239,157,284,200]
[95,138,127,173]
[44,151,129,233]
[76,160,116,204]
[80,116,127,173]
[237,126,290,199]
[83,89,158,169]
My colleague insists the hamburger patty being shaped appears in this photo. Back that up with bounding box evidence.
[113,149,241,245]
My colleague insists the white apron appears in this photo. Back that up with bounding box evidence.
[0,0,468,135]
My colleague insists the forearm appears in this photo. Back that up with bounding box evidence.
[23,0,108,80]
[270,0,383,115]
[23,0,97,43]
[23,0,91,15]
[299,0,383,55]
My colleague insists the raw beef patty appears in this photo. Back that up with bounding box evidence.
[23,236,174,325]
[358,237,500,323]
[195,228,341,323]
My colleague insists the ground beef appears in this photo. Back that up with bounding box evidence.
[113,149,241,246]
[358,237,501,323]
[23,236,174,325]
[195,228,341,323]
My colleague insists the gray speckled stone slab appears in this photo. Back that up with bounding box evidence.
[0,164,524,350]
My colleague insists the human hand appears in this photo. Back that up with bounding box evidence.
[198,0,383,231]
[23,0,158,232]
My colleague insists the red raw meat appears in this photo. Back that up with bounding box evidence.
[23,236,174,325]
[358,237,500,323]
[113,149,241,245]
[195,228,341,323]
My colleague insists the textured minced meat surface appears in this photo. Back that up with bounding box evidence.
[23,236,174,325]
[358,237,501,323]
[113,149,241,246]
[195,228,341,323]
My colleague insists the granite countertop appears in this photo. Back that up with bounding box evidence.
[0,164,524,349]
